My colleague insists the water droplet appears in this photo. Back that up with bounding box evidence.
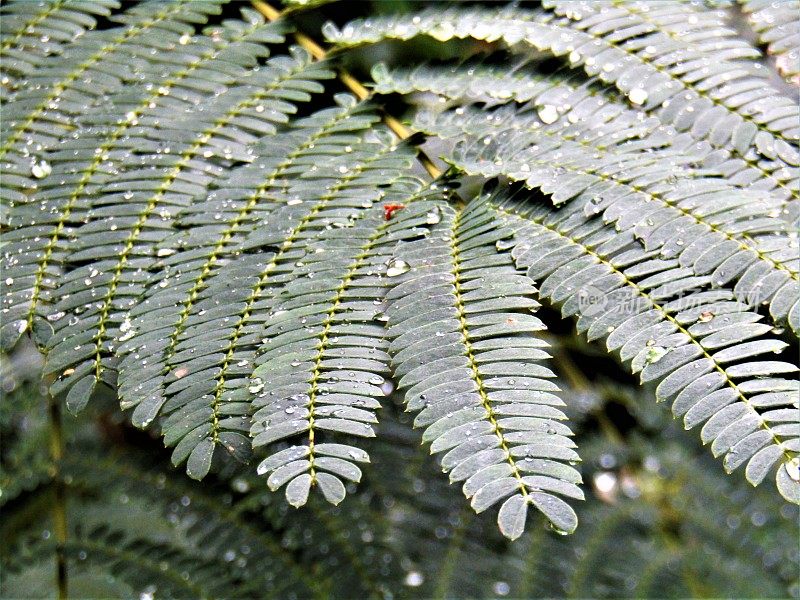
[645,346,667,364]
[386,258,410,277]
[426,206,441,224]
[628,88,648,106]
[404,571,424,587]
[493,581,510,596]
[249,378,264,394]
[787,457,800,481]
[537,104,559,125]
[31,160,51,179]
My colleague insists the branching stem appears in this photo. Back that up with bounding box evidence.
[252,0,443,180]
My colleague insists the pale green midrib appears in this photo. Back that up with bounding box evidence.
[0,0,188,160]
[493,203,794,465]
[301,182,437,474]
[88,57,316,381]
[24,15,271,333]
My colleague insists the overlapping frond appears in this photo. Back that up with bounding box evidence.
[251,178,445,505]
[1,0,798,542]
[0,0,119,91]
[0,1,226,160]
[385,194,582,539]
[480,184,799,503]
[1,0,266,350]
[410,102,800,334]
[32,47,332,424]
[740,0,800,84]
[115,102,410,479]
[328,3,800,212]
[329,4,799,148]
[374,59,800,226]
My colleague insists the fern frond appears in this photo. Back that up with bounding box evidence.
[740,0,800,84]
[482,184,799,503]
[329,4,800,206]
[371,59,567,106]
[1,0,267,350]
[114,111,425,481]
[251,179,444,506]
[2,0,798,547]
[0,0,119,89]
[114,95,375,430]
[385,193,583,539]
[0,0,225,158]
[3,18,298,356]
[544,0,762,62]
[31,44,327,395]
[60,449,323,598]
[373,57,799,227]
[5,524,249,599]
[411,103,800,334]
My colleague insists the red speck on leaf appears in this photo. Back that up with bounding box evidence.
[383,203,405,220]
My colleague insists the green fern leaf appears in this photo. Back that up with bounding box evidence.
[740,0,800,84]
[411,103,800,334]
[0,0,119,88]
[485,183,799,503]
[251,179,445,505]
[386,193,583,539]
[330,3,800,214]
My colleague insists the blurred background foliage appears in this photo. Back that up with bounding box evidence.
[2,309,798,599]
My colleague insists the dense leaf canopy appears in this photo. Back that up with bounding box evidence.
[1,0,798,555]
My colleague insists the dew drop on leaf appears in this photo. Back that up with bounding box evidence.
[31,159,51,179]
[386,258,410,277]
[787,457,800,482]
[248,378,264,394]
[537,104,559,124]
[645,346,667,364]
[628,88,648,105]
